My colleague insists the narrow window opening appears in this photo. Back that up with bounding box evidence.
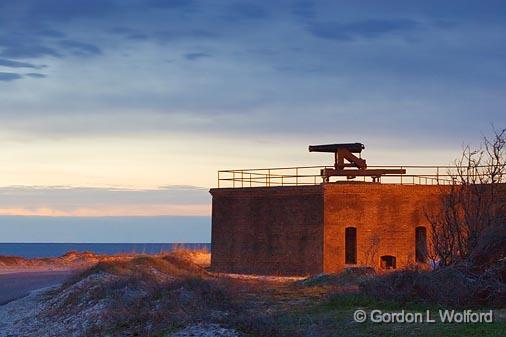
[415,226,427,263]
[345,227,357,264]
[380,255,396,269]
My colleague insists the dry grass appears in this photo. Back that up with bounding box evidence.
[40,248,313,336]
[84,276,234,337]
[40,250,231,337]
[30,249,505,337]
[0,256,26,265]
[0,248,212,276]
[360,262,506,308]
[171,247,211,268]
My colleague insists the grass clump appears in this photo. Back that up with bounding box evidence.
[360,263,506,308]
[41,252,232,337]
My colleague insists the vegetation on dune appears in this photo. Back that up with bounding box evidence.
[2,248,504,337]
[0,250,134,270]
[226,272,506,337]
[0,255,27,265]
[360,263,506,308]
[39,251,232,337]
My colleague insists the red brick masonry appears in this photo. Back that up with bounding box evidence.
[210,183,444,276]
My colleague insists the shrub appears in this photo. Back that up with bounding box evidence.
[360,264,506,308]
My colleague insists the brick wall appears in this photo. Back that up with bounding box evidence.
[323,183,444,272]
[211,182,505,276]
[210,185,324,276]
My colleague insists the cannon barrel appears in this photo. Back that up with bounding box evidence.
[308,143,365,154]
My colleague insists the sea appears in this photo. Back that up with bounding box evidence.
[0,243,211,259]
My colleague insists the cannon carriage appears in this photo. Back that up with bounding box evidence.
[309,142,406,182]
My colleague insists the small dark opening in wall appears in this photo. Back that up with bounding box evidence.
[415,226,427,263]
[345,227,357,264]
[380,255,396,269]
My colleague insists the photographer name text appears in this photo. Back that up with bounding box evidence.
[353,309,494,323]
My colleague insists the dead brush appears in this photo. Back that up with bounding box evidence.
[40,252,235,337]
[83,276,235,337]
[360,264,506,308]
[170,246,211,268]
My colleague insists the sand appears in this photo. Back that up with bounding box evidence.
[0,250,210,307]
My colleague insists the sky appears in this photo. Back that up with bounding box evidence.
[0,1,505,242]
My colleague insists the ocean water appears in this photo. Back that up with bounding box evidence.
[0,243,210,259]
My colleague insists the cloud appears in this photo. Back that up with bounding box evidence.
[59,40,102,56]
[38,29,66,38]
[227,3,267,20]
[147,0,195,10]
[291,1,315,20]
[0,39,61,59]
[25,73,47,78]
[307,19,421,41]
[0,1,110,61]
[0,72,22,81]
[152,30,218,43]
[109,27,149,41]
[0,58,45,69]
[126,33,150,41]
[0,185,210,216]
[27,0,119,22]
[0,0,504,145]
[184,52,211,61]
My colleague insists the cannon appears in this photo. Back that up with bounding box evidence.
[309,142,405,182]
[309,142,364,154]
[309,142,367,170]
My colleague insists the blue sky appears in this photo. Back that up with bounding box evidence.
[0,1,505,242]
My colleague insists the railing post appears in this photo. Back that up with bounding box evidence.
[233,171,235,188]
[249,173,252,187]
[295,167,299,186]
[436,167,440,185]
[241,171,244,188]
[217,171,220,188]
[267,169,271,187]
[400,166,403,185]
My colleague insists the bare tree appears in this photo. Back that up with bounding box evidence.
[363,234,380,267]
[427,127,506,267]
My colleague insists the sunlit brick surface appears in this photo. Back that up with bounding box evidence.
[210,183,445,276]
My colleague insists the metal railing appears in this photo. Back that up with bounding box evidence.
[217,165,462,188]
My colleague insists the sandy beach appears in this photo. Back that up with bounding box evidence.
[0,271,73,305]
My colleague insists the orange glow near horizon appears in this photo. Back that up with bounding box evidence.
[0,204,211,217]
[0,135,463,218]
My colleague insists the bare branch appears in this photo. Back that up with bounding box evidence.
[426,126,505,267]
